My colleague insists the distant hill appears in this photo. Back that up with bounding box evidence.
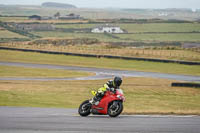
[42,2,77,9]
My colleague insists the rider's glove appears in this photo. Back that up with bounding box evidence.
[97,90,104,95]
[108,87,115,92]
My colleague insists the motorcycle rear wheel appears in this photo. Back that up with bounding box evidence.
[78,100,91,117]
[108,101,123,117]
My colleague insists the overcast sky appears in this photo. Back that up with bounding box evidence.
[0,0,200,9]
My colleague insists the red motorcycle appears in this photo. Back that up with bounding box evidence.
[78,89,125,117]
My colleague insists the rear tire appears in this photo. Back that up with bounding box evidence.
[78,100,91,117]
[108,101,123,117]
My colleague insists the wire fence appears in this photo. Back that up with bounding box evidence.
[0,42,200,61]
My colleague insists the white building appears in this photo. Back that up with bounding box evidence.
[158,12,169,16]
[91,25,124,34]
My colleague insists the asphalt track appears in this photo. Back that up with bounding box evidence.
[0,107,200,133]
[0,61,200,81]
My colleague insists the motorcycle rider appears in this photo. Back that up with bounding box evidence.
[90,76,122,105]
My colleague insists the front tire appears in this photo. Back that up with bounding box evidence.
[108,101,123,117]
[78,100,91,117]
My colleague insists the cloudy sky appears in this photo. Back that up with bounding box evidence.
[0,0,199,9]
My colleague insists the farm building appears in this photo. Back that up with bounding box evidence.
[58,13,82,20]
[29,13,82,20]
[29,15,41,20]
[29,15,52,20]
[91,25,124,33]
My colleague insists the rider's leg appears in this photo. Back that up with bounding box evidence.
[91,92,104,105]
[90,87,106,105]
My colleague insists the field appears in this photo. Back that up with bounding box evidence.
[55,23,200,33]
[0,17,28,22]
[0,65,93,78]
[0,30,27,38]
[0,50,200,76]
[116,33,200,42]
[33,23,200,42]
[119,23,200,33]
[0,77,200,115]
[31,32,120,42]
[31,31,200,43]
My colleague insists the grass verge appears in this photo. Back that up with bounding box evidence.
[0,50,200,76]
[0,65,93,78]
[0,77,200,115]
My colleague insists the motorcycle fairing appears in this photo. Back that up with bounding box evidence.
[91,91,121,115]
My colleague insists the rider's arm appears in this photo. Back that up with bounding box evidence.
[104,82,115,92]
[98,80,114,94]
[97,84,107,94]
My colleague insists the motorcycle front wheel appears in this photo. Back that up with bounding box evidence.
[78,100,91,117]
[108,101,123,117]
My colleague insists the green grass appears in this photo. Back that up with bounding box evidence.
[0,17,28,22]
[118,23,200,33]
[116,33,200,42]
[0,30,27,38]
[55,24,97,29]
[55,23,200,33]
[123,77,200,114]
[31,31,119,42]
[0,77,200,115]
[0,65,93,78]
[32,31,200,43]
[48,23,200,43]
[0,50,200,76]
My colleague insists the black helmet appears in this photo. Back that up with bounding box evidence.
[113,76,122,87]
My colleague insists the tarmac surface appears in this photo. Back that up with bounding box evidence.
[0,107,200,133]
[0,61,200,81]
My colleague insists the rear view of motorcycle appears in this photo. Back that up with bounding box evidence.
[78,89,125,117]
